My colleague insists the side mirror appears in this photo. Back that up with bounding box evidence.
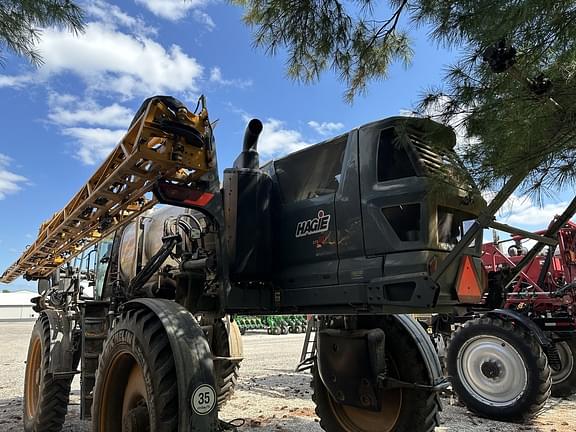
[37,278,51,295]
[100,256,110,264]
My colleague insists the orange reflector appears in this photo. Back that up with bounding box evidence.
[456,255,483,303]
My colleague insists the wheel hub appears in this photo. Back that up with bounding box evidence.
[457,335,528,406]
[123,404,150,432]
[99,352,151,432]
[328,358,402,432]
[481,359,502,379]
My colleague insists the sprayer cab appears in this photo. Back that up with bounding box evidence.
[223,116,487,314]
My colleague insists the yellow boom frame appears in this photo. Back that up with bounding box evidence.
[1,97,213,283]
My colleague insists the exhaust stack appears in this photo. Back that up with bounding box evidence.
[234,118,263,169]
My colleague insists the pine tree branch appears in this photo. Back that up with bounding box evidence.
[0,0,84,66]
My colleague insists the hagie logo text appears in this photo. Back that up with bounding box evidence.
[295,210,331,238]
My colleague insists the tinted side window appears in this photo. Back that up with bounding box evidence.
[275,136,347,204]
[377,129,417,181]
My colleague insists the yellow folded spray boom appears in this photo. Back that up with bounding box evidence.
[0,96,213,283]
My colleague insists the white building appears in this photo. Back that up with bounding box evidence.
[0,291,38,321]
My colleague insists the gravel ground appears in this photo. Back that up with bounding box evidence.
[0,321,575,431]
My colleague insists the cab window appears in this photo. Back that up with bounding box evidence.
[94,234,115,299]
[377,128,418,182]
[275,136,347,204]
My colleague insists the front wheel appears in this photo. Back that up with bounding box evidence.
[92,309,179,432]
[551,340,576,397]
[312,317,439,432]
[447,316,551,421]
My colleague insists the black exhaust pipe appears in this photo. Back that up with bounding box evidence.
[243,118,263,152]
[234,118,263,169]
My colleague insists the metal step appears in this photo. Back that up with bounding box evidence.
[295,316,317,372]
[83,334,107,340]
[80,302,109,421]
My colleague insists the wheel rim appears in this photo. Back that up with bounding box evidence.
[326,362,402,432]
[98,351,150,432]
[552,341,574,385]
[457,335,528,406]
[24,337,42,419]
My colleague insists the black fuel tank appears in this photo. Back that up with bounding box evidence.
[223,168,273,280]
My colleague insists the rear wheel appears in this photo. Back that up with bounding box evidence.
[447,316,551,421]
[551,340,576,397]
[312,317,439,432]
[92,308,179,432]
[23,315,74,432]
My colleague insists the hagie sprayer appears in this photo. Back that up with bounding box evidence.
[2,94,572,432]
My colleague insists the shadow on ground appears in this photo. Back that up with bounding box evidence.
[238,372,313,400]
[224,410,319,431]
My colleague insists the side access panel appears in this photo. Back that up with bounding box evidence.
[273,135,348,289]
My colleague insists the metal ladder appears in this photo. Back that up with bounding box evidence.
[80,300,109,420]
[295,316,318,372]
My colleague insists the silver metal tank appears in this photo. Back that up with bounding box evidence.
[118,206,204,283]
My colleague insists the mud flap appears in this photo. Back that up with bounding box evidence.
[316,328,386,411]
[41,309,76,377]
[126,298,219,431]
[391,314,445,409]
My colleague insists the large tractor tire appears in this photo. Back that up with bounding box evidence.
[551,339,576,397]
[23,315,74,432]
[447,316,551,421]
[312,316,439,432]
[92,308,179,432]
[212,319,243,407]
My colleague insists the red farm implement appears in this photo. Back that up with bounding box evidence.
[430,216,576,422]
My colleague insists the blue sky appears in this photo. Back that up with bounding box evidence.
[0,0,571,291]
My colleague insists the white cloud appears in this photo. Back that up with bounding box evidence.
[486,192,568,228]
[0,154,28,200]
[193,10,215,30]
[399,109,417,117]
[61,127,125,165]
[135,0,208,21]
[209,67,223,82]
[2,3,234,103]
[0,74,33,89]
[258,119,311,158]
[84,0,155,36]
[47,93,133,128]
[307,120,344,136]
[209,67,252,88]
[45,93,134,164]
[232,106,313,158]
[36,21,203,98]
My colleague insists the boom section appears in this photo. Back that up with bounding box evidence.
[0,96,214,283]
